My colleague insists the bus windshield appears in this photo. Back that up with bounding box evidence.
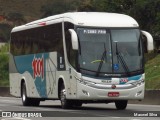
[77,28,143,77]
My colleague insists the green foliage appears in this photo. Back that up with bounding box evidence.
[145,53,160,89]
[39,0,160,37]
[41,0,159,37]
[7,12,26,25]
[0,23,12,42]
[127,0,159,34]
[41,0,79,18]
[0,44,9,87]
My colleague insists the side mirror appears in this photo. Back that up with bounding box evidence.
[69,29,79,50]
[141,31,154,52]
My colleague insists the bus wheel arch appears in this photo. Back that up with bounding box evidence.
[58,78,72,109]
[21,79,40,106]
[58,78,64,99]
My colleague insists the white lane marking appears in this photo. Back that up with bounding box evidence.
[0,100,14,102]
[0,97,20,100]
[129,104,160,108]
[110,117,121,118]
[34,107,80,112]
[1,118,31,120]
[0,100,20,104]
[130,118,142,120]
[0,104,8,106]
[34,107,54,111]
[14,117,31,120]
[0,97,21,101]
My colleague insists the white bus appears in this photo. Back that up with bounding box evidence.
[9,12,153,109]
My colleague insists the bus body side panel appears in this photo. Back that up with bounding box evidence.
[9,54,34,97]
[9,54,21,97]
[45,52,58,99]
[10,52,62,99]
[10,73,21,97]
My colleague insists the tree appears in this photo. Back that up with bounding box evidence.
[7,12,26,25]
[0,24,12,42]
[77,0,95,11]
[40,0,160,38]
[41,0,79,18]
[128,0,160,34]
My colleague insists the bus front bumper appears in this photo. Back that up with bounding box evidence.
[77,81,145,100]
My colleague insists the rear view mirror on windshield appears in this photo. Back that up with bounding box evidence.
[141,31,154,52]
[69,29,79,50]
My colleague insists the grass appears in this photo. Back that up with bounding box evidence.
[145,53,160,90]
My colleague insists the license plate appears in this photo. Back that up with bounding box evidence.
[108,92,119,97]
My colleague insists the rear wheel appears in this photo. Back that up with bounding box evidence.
[21,82,30,106]
[115,100,128,110]
[60,83,72,109]
[31,99,40,106]
[72,101,82,107]
[21,82,40,106]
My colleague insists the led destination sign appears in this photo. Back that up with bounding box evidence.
[83,29,106,34]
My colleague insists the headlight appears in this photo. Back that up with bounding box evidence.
[131,79,144,86]
[75,76,96,86]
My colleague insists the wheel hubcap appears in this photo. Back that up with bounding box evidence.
[22,88,26,102]
[60,89,66,105]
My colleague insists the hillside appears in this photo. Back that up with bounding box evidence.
[0,0,53,21]
[0,0,77,42]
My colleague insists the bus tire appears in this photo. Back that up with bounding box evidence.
[115,100,128,110]
[21,82,31,106]
[60,83,72,109]
[31,99,40,106]
[21,82,40,106]
[73,101,82,107]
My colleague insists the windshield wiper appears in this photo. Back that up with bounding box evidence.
[96,43,107,77]
[115,42,130,75]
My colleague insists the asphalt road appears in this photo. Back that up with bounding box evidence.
[0,97,160,120]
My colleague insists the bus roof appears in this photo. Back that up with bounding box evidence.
[12,12,139,32]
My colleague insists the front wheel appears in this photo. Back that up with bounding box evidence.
[73,101,82,107]
[115,100,128,110]
[60,84,72,109]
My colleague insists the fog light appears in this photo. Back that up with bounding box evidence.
[82,90,90,96]
[135,90,142,97]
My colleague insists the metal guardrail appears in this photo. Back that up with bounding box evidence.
[0,87,159,105]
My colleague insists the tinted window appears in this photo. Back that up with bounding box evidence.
[11,23,64,56]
